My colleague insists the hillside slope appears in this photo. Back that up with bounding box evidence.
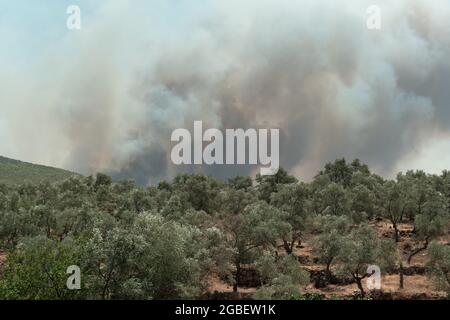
[0,156,79,185]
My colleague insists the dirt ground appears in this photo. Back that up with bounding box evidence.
[0,252,5,269]
[207,219,449,300]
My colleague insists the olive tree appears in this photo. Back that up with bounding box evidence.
[350,184,375,223]
[408,190,448,264]
[0,236,85,300]
[337,224,396,297]
[318,158,354,188]
[84,213,208,299]
[319,182,351,216]
[219,185,258,216]
[427,242,450,297]
[0,195,38,247]
[253,255,309,299]
[435,170,450,214]
[256,168,297,203]
[172,174,223,214]
[379,181,407,243]
[313,215,351,276]
[270,182,312,254]
[221,201,290,292]
[397,171,431,221]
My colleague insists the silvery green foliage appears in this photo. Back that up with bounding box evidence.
[256,168,297,203]
[172,174,224,213]
[0,236,84,299]
[427,242,450,297]
[313,215,351,273]
[350,184,374,223]
[379,180,407,242]
[254,255,309,300]
[396,170,437,221]
[270,182,312,254]
[415,191,448,241]
[218,185,258,217]
[319,183,351,216]
[1,160,450,299]
[336,224,396,296]
[83,213,208,299]
[219,200,291,291]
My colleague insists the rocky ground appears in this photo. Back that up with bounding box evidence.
[207,219,449,300]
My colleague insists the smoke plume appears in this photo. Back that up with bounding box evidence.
[1,0,450,184]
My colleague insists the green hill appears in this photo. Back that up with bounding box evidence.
[0,156,79,185]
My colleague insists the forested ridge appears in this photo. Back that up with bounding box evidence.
[0,156,77,185]
[0,158,449,300]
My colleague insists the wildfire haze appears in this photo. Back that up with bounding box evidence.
[1,0,450,185]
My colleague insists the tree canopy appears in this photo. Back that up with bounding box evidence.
[0,159,449,300]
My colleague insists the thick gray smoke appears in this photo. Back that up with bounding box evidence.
[1,0,450,184]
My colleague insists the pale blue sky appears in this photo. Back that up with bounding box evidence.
[0,1,96,68]
[0,0,212,67]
